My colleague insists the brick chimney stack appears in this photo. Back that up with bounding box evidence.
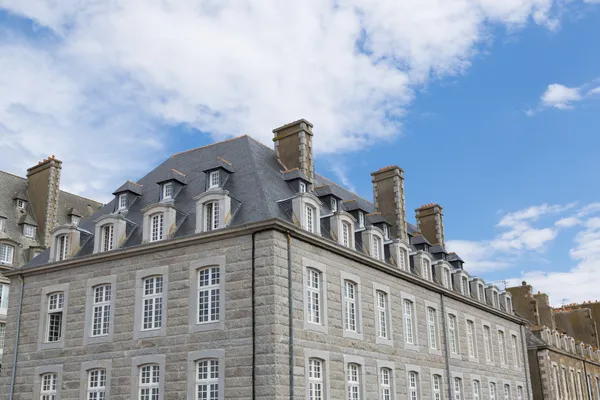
[415,203,445,247]
[273,119,314,182]
[26,155,62,247]
[371,166,407,241]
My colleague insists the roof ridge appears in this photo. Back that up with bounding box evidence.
[171,135,248,157]
[0,170,26,181]
[59,190,104,207]
[316,173,374,207]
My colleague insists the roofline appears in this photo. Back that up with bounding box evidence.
[170,134,249,157]
[9,218,526,325]
[59,190,104,207]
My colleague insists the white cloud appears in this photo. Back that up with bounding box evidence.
[0,0,596,198]
[555,217,580,228]
[541,83,582,109]
[589,87,600,95]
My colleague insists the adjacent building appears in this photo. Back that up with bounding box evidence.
[0,157,103,371]
[1,119,531,399]
[507,282,600,400]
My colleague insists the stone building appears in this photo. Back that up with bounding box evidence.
[507,282,600,400]
[1,119,531,400]
[0,157,103,370]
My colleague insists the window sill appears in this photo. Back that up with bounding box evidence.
[38,340,65,351]
[303,321,328,334]
[404,342,419,352]
[190,320,224,333]
[376,336,394,347]
[84,333,113,345]
[450,352,462,360]
[428,347,442,356]
[343,330,364,341]
[135,326,166,340]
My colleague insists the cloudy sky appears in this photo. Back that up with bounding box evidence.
[1,0,599,305]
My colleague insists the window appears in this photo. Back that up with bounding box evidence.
[517,386,524,400]
[198,267,220,323]
[142,276,163,330]
[562,368,569,399]
[0,283,9,311]
[299,182,307,193]
[506,297,513,313]
[71,215,81,226]
[0,323,6,352]
[376,291,389,339]
[408,372,419,400]
[118,193,127,210]
[454,377,462,400]
[196,359,219,400]
[504,384,511,400]
[493,291,499,308]
[204,202,219,232]
[139,364,160,400]
[498,330,507,365]
[473,380,481,400]
[55,234,69,261]
[342,222,350,247]
[209,171,220,189]
[40,373,58,400]
[331,198,337,212]
[432,375,442,400]
[306,269,322,324]
[46,292,64,342]
[0,243,15,264]
[484,325,493,362]
[448,314,458,354]
[372,236,382,260]
[305,205,314,233]
[422,259,430,280]
[490,382,497,400]
[100,224,114,252]
[445,270,452,289]
[358,211,364,228]
[0,217,6,232]
[461,277,469,296]
[92,285,112,337]
[347,363,361,400]
[403,299,414,344]
[399,248,407,270]
[24,224,36,238]
[427,307,438,350]
[511,334,520,368]
[552,365,561,399]
[150,213,164,241]
[163,182,173,199]
[380,368,392,400]
[467,320,476,358]
[383,225,389,240]
[344,281,357,332]
[308,358,324,400]
[478,284,485,302]
[87,369,107,400]
[16,199,25,209]
[596,377,600,400]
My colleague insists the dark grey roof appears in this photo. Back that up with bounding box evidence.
[157,169,187,185]
[12,189,29,201]
[430,245,447,254]
[112,181,143,196]
[411,235,431,245]
[56,191,103,226]
[18,213,37,226]
[282,169,309,182]
[448,252,464,262]
[407,223,420,235]
[366,213,391,225]
[204,157,235,174]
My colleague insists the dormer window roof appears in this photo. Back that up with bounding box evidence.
[68,208,82,226]
[283,169,310,194]
[157,169,187,201]
[411,234,431,252]
[448,252,464,269]
[12,189,29,210]
[112,180,143,212]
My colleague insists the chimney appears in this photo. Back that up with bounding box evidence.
[415,203,445,247]
[27,156,62,247]
[273,119,314,182]
[371,166,407,241]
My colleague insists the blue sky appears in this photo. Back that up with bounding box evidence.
[1,0,599,304]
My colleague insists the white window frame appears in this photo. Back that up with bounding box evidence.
[92,284,112,337]
[379,367,392,400]
[498,329,508,366]
[131,355,165,400]
[490,382,497,400]
[84,278,115,346]
[118,193,127,210]
[427,307,438,351]
[71,215,81,226]
[100,224,114,252]
[330,198,337,212]
[342,222,350,247]
[347,363,362,400]
[478,283,485,302]
[142,276,164,331]
[0,243,14,264]
[16,199,26,209]
[40,372,58,400]
[408,371,420,400]
[341,272,362,340]
[344,280,358,333]
[305,350,329,400]
[383,225,389,240]
[55,234,69,261]
[404,299,415,345]
[139,364,160,400]
[80,360,112,400]
[466,319,477,359]
[483,324,494,363]
[358,211,364,228]
[398,247,408,271]
[197,266,221,324]
[308,358,324,400]
[461,276,469,296]
[511,333,520,368]
[209,171,220,189]
[376,290,389,340]
[432,374,442,400]
[307,268,322,325]
[448,314,459,355]
[454,377,463,400]
[189,257,225,333]
[473,380,481,400]
[372,235,382,260]
[195,359,220,400]
[0,323,5,353]
[24,224,36,238]
[46,292,65,343]
[299,182,307,193]
[150,213,164,241]
[422,258,430,280]
[0,282,8,311]
[163,182,173,199]
[87,368,107,400]
[517,386,524,400]
[504,384,511,400]
[0,217,6,232]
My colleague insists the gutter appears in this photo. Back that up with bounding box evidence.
[287,232,294,400]
[252,233,256,400]
[8,274,24,400]
[440,293,453,400]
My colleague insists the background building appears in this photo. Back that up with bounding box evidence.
[1,120,531,399]
[0,157,102,371]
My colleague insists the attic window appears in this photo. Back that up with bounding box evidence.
[299,182,307,193]
[305,205,315,233]
[461,276,469,296]
[383,225,389,240]
[55,234,69,261]
[478,284,485,302]
[0,217,6,232]
[16,199,26,209]
[204,201,219,231]
[209,171,220,189]
[330,198,337,212]
[163,182,173,199]
[118,194,127,210]
[71,215,80,226]
[358,211,364,228]
[23,224,36,238]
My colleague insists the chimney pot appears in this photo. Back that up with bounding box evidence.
[522,281,527,286]
[415,203,445,247]
[371,165,407,241]
[273,119,314,183]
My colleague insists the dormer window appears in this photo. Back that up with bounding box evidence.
[0,217,6,232]
[0,243,15,264]
[461,277,469,296]
[478,284,485,302]
[16,199,26,209]
[163,182,173,199]
[493,291,499,308]
[423,244,429,253]
[23,224,36,238]
[383,225,389,240]
[358,211,364,228]
[150,213,164,242]
[118,194,127,210]
[372,235,383,260]
[422,258,430,280]
[342,222,351,247]
[55,234,69,261]
[209,171,220,189]
[71,215,80,226]
[204,202,219,231]
[299,182,307,193]
[330,198,337,212]
[305,205,315,233]
[445,270,451,288]
[506,297,513,313]
[100,224,114,252]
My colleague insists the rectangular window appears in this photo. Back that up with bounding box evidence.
[383,225,389,239]
[517,386,524,400]
[376,291,388,339]
[507,298,513,313]
[151,213,164,241]
[448,315,458,354]
[196,359,219,400]
[490,382,497,400]
[0,283,9,311]
[308,358,324,400]
[87,369,107,400]
[512,334,520,368]
[118,194,127,210]
[299,182,307,193]
[71,215,80,226]
[380,368,391,400]
[552,365,561,398]
[484,325,492,362]
[46,292,64,342]
[92,285,112,337]
[372,236,382,260]
[427,307,437,350]
[461,277,469,295]
[504,384,511,400]
[467,320,476,358]
[347,363,361,400]
[163,182,173,199]
[204,202,219,231]
[198,267,220,323]
[433,375,442,400]
[16,199,25,209]
[24,224,36,238]
[101,224,114,252]
[55,235,69,261]
[342,222,350,247]
[0,217,6,232]
[498,330,507,364]
[0,323,6,352]
[409,372,419,400]
[139,364,160,400]
[478,285,485,302]
[493,291,499,308]
[445,270,452,289]
[142,276,163,330]
[306,269,321,324]
[305,205,314,233]
[0,243,15,264]
[40,373,58,400]
[358,211,364,228]
[403,299,414,344]
[473,380,481,400]
[399,249,407,270]
[344,281,357,332]
[454,378,462,400]
[209,171,220,189]
[330,198,337,212]
[422,259,429,280]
